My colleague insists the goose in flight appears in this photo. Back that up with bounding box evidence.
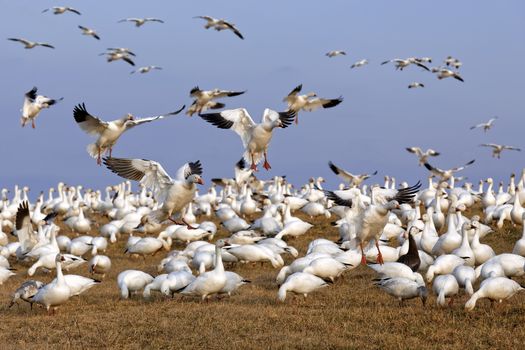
[283,84,343,124]
[199,108,296,171]
[20,87,63,129]
[445,56,462,69]
[73,103,185,164]
[7,38,54,49]
[432,67,463,82]
[103,158,204,227]
[42,7,81,15]
[186,86,245,116]
[130,66,162,74]
[328,161,377,187]
[408,82,425,89]
[118,18,164,27]
[405,147,440,166]
[78,26,100,40]
[381,58,430,71]
[103,47,136,56]
[480,144,521,158]
[350,59,368,69]
[326,50,346,58]
[194,16,244,39]
[424,159,475,181]
[470,117,498,132]
[105,51,135,66]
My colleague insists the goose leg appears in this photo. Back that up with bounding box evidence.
[263,152,271,170]
[32,119,36,129]
[360,242,367,265]
[250,153,257,171]
[109,147,113,158]
[375,240,384,265]
[97,147,102,165]
[295,114,299,125]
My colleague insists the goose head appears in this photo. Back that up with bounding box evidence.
[187,174,204,185]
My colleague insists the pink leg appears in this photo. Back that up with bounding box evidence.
[263,152,271,170]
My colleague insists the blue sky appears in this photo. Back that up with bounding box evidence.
[1,0,524,195]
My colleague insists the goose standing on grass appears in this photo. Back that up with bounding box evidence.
[131,66,162,74]
[373,277,427,306]
[433,274,459,307]
[479,143,521,159]
[117,270,154,299]
[103,158,203,227]
[199,108,295,171]
[470,117,498,132]
[78,26,100,40]
[20,87,63,129]
[194,16,244,39]
[42,7,81,15]
[73,103,184,164]
[328,161,377,187]
[452,265,476,296]
[186,87,245,116]
[118,18,164,27]
[405,147,440,166]
[7,38,54,49]
[278,272,330,302]
[465,277,524,311]
[350,59,368,69]
[88,255,111,278]
[9,280,45,309]
[30,254,71,313]
[283,84,343,124]
[326,50,346,57]
[424,159,475,182]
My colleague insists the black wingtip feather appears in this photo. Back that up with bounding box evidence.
[73,103,89,123]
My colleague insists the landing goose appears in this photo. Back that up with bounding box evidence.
[78,26,100,40]
[328,161,377,187]
[73,103,184,164]
[20,87,63,129]
[7,38,54,49]
[194,16,244,39]
[326,50,346,57]
[374,277,427,305]
[405,147,439,166]
[283,84,343,124]
[42,7,81,15]
[103,158,203,227]
[480,143,521,158]
[199,108,295,171]
[424,159,475,182]
[186,86,245,116]
[465,277,524,311]
[131,66,162,74]
[470,117,498,132]
[350,59,368,69]
[278,272,330,302]
[118,18,164,27]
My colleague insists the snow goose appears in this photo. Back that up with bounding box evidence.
[444,56,462,69]
[480,143,521,158]
[126,237,170,257]
[433,274,459,307]
[180,240,228,300]
[199,108,295,171]
[186,87,246,116]
[225,244,283,268]
[451,223,475,266]
[160,270,195,296]
[73,103,184,164]
[420,212,439,255]
[479,254,525,280]
[374,277,428,305]
[105,51,135,66]
[143,274,168,299]
[9,280,45,309]
[368,262,425,286]
[510,196,524,225]
[194,16,244,39]
[426,254,467,283]
[118,270,154,299]
[78,25,100,40]
[219,271,250,297]
[470,220,495,264]
[278,272,330,302]
[276,253,331,284]
[20,87,63,129]
[381,58,430,71]
[408,82,425,89]
[61,275,100,297]
[326,50,346,57]
[42,7,81,15]
[88,255,111,277]
[452,265,476,296]
[283,84,342,124]
[328,161,377,187]
[302,257,351,282]
[465,277,524,311]
[470,117,498,132]
[433,67,464,82]
[118,18,164,27]
[350,59,368,69]
[130,65,162,74]
[30,254,71,313]
[405,147,439,166]
[424,159,475,182]
[7,37,54,49]
[0,267,16,285]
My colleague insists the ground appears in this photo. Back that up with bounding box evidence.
[0,209,524,349]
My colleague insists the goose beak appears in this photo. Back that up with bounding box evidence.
[197,178,204,185]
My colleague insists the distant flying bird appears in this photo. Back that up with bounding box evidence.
[199,108,296,171]
[283,84,343,124]
[186,87,245,116]
[381,58,430,71]
[130,66,162,74]
[7,38,54,49]
[105,52,135,66]
[408,82,425,89]
[73,103,185,164]
[414,57,432,64]
[104,48,136,56]
[432,67,464,82]
[78,26,100,40]
[480,144,521,159]
[118,18,164,27]
[328,161,377,187]
[405,147,440,166]
[470,117,498,132]
[445,56,462,69]
[20,87,63,129]
[42,7,81,15]
[103,158,204,227]
[424,160,475,181]
[350,59,369,69]
[194,16,244,39]
[326,50,346,58]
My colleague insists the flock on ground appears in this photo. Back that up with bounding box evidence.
[2,5,524,314]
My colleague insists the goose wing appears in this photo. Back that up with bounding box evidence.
[125,105,185,129]
[199,108,256,147]
[73,103,109,135]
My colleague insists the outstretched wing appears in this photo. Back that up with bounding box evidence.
[405,147,422,156]
[480,143,498,149]
[174,160,203,181]
[223,21,244,39]
[451,159,475,172]
[73,103,108,135]
[303,97,343,111]
[503,146,521,151]
[212,90,246,98]
[15,201,36,248]
[328,161,355,183]
[199,108,256,147]
[373,182,421,205]
[287,84,303,97]
[125,105,185,129]
[262,108,295,128]
[321,188,354,207]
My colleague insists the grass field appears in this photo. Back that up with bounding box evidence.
[0,210,524,349]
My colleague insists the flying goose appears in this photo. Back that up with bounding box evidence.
[105,51,135,66]
[480,144,521,158]
[130,66,162,74]
[7,38,54,49]
[42,7,81,15]
[381,58,430,71]
[186,86,245,116]
[408,82,425,89]
[20,87,63,129]
[118,18,164,27]
[328,161,377,187]
[199,108,296,171]
[445,56,462,69]
[326,50,346,57]
[73,103,184,164]
[405,147,440,166]
[350,59,368,69]
[424,159,475,181]
[104,47,136,56]
[283,84,343,124]
[432,67,464,82]
[194,16,244,39]
[470,117,498,132]
[103,157,203,227]
[78,26,100,40]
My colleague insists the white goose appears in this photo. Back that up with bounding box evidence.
[125,237,170,257]
[186,86,245,116]
[433,274,459,307]
[302,257,350,282]
[278,272,330,302]
[480,143,521,159]
[327,161,377,187]
[20,87,62,129]
[194,16,244,39]
[465,277,524,311]
[374,277,428,305]
[470,220,495,264]
[118,18,164,27]
[7,38,54,49]
[30,254,71,313]
[42,7,81,15]
[452,265,476,296]
[117,270,154,299]
[405,147,440,166]
[78,25,100,40]
[426,254,466,283]
[283,84,343,124]
[350,59,368,69]
[88,255,111,277]
[470,117,498,132]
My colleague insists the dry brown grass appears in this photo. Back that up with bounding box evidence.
[1,209,524,350]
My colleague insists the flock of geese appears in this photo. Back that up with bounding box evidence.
[2,5,524,315]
